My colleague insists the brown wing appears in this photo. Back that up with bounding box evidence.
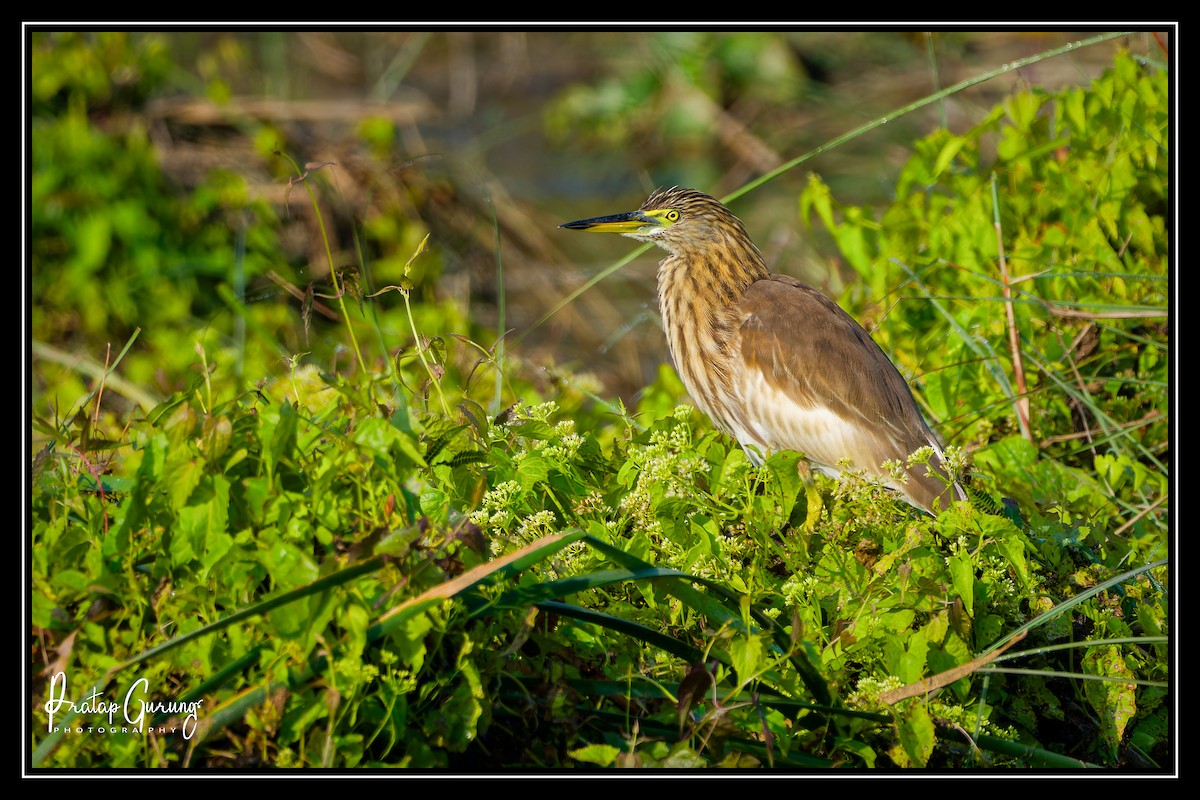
[736,275,957,512]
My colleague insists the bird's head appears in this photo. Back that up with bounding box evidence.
[560,187,744,256]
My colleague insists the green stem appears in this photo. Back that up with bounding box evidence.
[278,152,368,375]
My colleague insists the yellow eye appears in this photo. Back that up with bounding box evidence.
[665,210,680,222]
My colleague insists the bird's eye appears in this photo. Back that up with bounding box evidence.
[665,210,680,222]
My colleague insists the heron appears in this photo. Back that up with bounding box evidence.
[561,187,965,514]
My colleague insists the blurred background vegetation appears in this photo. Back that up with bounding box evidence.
[28,29,1163,414]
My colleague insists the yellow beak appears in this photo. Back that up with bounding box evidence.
[559,210,663,234]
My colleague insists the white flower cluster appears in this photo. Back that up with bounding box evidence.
[515,509,558,544]
[542,420,584,463]
[978,554,1020,607]
[617,413,705,529]
[779,572,824,607]
[469,479,522,533]
[845,674,905,709]
[523,400,559,423]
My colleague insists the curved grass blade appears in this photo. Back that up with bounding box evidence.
[581,533,832,707]
[972,733,1100,768]
[371,530,587,638]
[483,566,701,612]
[103,555,389,681]
[535,599,706,663]
[981,558,1167,657]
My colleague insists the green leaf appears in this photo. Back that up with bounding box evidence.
[174,475,230,568]
[515,451,550,491]
[1083,644,1138,758]
[729,632,766,685]
[569,743,621,767]
[931,134,968,180]
[894,702,936,767]
[947,552,975,617]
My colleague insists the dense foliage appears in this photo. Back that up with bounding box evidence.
[29,33,1169,771]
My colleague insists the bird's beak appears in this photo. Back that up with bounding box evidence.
[560,210,662,234]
